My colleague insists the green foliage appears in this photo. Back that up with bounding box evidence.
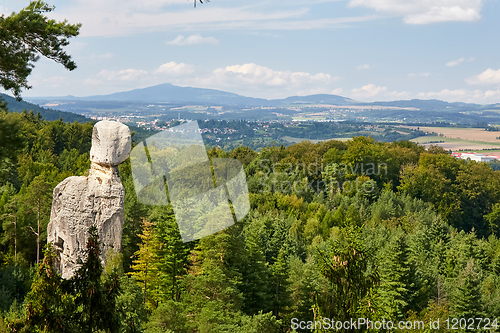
[129,221,162,310]
[452,259,484,322]
[116,276,148,333]
[150,207,191,303]
[313,223,380,330]
[2,114,500,331]
[0,93,88,122]
[181,231,244,332]
[70,226,121,333]
[21,245,75,332]
[399,153,500,236]
[143,300,188,333]
[0,265,32,313]
[378,231,415,320]
[6,229,128,333]
[0,111,92,264]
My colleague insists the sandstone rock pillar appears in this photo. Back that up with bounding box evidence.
[47,120,131,279]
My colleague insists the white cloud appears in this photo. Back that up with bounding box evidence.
[156,62,195,75]
[466,68,500,85]
[418,89,468,99]
[408,72,431,77]
[50,0,376,37]
[351,84,387,98]
[348,0,482,24]
[166,34,219,45]
[350,83,410,100]
[356,64,370,70]
[417,88,500,103]
[82,63,340,99]
[51,3,313,37]
[446,57,465,67]
[207,63,338,87]
[332,88,344,95]
[97,69,148,81]
[162,63,341,98]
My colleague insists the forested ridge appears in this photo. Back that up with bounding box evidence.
[0,94,88,123]
[2,106,500,332]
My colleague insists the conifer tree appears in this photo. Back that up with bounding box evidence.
[240,222,273,316]
[16,245,74,333]
[151,207,191,302]
[452,259,484,320]
[270,247,290,318]
[71,225,120,333]
[129,220,161,309]
[379,232,413,320]
[183,231,244,333]
[1,187,18,263]
[313,224,380,331]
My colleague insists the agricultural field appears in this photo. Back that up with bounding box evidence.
[411,135,500,150]
[400,126,500,142]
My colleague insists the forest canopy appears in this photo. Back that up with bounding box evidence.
[2,110,500,332]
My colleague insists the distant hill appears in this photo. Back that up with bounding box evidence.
[361,99,483,111]
[1,93,88,123]
[22,83,497,118]
[26,83,356,106]
[34,83,270,106]
[272,94,355,105]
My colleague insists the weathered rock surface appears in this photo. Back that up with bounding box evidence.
[90,120,131,166]
[47,121,131,279]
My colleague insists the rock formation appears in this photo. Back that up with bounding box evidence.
[47,121,131,279]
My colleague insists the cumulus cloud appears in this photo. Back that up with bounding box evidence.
[348,0,482,24]
[156,62,195,75]
[208,63,337,87]
[175,63,341,98]
[418,89,468,99]
[466,68,500,85]
[85,62,340,99]
[166,34,219,46]
[351,84,387,98]
[97,69,148,81]
[417,88,500,103]
[349,83,410,100]
[331,88,344,95]
[356,64,371,70]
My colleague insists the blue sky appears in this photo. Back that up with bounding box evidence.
[4,0,500,103]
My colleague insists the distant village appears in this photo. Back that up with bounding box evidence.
[451,152,500,162]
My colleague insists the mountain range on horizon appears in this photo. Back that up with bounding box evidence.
[24,82,491,109]
[25,83,356,106]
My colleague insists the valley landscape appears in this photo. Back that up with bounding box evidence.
[11,82,500,152]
